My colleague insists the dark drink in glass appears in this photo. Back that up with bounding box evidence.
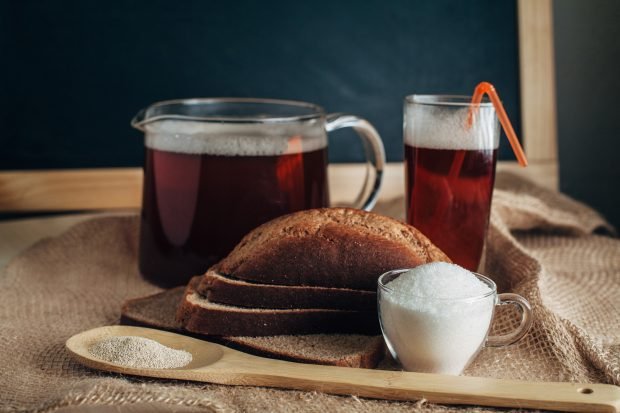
[404,144,497,270]
[404,95,499,271]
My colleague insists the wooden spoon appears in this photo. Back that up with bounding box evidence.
[66,325,620,412]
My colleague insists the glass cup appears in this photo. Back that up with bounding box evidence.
[378,268,532,375]
[404,95,499,271]
[132,98,385,287]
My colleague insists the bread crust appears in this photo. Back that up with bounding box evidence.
[176,276,380,336]
[217,208,450,290]
[197,269,376,310]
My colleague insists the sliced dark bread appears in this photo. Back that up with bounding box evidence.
[120,286,385,368]
[177,276,380,336]
[197,269,376,310]
[217,207,451,290]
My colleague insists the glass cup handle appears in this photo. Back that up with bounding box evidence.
[325,113,386,211]
[486,293,533,347]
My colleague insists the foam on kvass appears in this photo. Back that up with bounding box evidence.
[144,120,327,156]
[404,105,499,150]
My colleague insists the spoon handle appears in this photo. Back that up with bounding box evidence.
[203,354,620,413]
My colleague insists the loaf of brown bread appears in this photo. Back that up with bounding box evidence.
[216,208,450,290]
[176,208,449,336]
[197,269,376,310]
[121,286,385,368]
[177,276,379,336]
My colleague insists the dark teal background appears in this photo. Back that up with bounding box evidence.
[554,0,620,229]
[0,0,520,169]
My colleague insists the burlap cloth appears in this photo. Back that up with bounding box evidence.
[1,172,619,413]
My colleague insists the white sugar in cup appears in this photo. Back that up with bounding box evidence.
[378,263,494,375]
[378,263,533,375]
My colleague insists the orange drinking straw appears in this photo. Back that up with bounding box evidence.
[467,81,528,167]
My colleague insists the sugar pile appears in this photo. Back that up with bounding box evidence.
[89,336,192,369]
[388,262,491,300]
[379,263,495,375]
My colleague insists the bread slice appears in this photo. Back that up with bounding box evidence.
[121,287,385,368]
[217,207,450,290]
[197,269,376,310]
[177,276,380,336]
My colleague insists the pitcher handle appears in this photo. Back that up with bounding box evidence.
[325,113,385,211]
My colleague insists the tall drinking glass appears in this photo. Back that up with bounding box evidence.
[404,95,499,271]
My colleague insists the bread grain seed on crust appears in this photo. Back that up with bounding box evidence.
[217,208,450,290]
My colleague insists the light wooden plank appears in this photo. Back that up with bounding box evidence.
[0,168,142,211]
[0,166,381,212]
[329,163,404,205]
[517,0,559,167]
[330,160,557,204]
[0,161,556,213]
